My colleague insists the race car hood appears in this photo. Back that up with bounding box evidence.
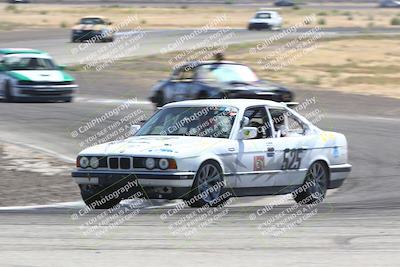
[79,136,228,158]
[72,24,106,31]
[7,70,74,82]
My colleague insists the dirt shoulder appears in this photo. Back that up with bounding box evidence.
[0,142,80,207]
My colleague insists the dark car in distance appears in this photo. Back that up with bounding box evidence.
[8,0,30,3]
[274,0,295,6]
[149,61,294,108]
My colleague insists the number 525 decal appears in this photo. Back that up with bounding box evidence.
[281,149,304,170]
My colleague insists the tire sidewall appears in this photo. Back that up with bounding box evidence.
[4,81,14,102]
[293,161,328,204]
[188,161,226,208]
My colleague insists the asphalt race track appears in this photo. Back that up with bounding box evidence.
[0,27,400,266]
[0,88,399,266]
[2,27,400,65]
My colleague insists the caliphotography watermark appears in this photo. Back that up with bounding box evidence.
[71,15,146,71]
[249,14,324,71]
[160,182,233,238]
[159,14,236,70]
[71,182,145,237]
[250,181,323,237]
[70,98,147,148]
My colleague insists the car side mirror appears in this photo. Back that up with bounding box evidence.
[239,127,258,140]
[58,64,66,70]
[130,125,141,136]
[240,116,250,128]
[302,124,310,134]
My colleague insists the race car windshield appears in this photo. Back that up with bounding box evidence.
[80,18,105,24]
[2,56,58,71]
[255,13,271,19]
[137,106,238,138]
[197,64,259,84]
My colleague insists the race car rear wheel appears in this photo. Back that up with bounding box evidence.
[187,161,227,208]
[293,161,329,204]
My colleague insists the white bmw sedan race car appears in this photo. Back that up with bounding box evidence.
[72,99,351,209]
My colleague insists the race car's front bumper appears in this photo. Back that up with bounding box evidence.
[72,30,112,42]
[72,170,195,199]
[15,84,78,101]
[248,23,272,30]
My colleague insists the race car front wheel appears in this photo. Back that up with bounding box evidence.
[154,91,165,107]
[187,161,227,208]
[292,161,329,204]
[4,81,15,103]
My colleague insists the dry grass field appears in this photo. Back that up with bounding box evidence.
[231,36,400,99]
[72,35,400,99]
[1,3,400,30]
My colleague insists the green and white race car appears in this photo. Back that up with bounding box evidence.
[0,48,78,102]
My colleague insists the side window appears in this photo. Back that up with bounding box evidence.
[196,65,216,82]
[243,106,272,139]
[269,108,305,138]
[286,112,305,135]
[173,67,195,82]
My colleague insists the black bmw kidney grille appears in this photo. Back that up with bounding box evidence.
[108,157,132,169]
[109,157,119,169]
[120,158,131,169]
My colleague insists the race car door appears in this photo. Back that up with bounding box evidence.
[228,105,280,190]
[265,107,312,187]
[167,67,196,102]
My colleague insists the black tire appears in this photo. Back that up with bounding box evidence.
[4,81,14,103]
[71,36,78,43]
[154,91,165,107]
[187,160,227,208]
[64,97,73,103]
[293,161,329,204]
[80,185,121,209]
[197,91,208,99]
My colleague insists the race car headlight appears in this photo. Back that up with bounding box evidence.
[79,156,89,168]
[89,157,99,169]
[158,158,169,170]
[145,158,156,170]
